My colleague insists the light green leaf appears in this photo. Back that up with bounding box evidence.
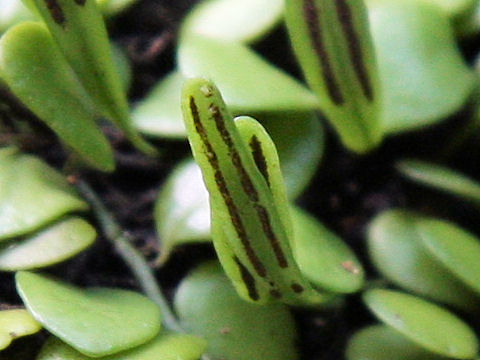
[367,209,479,310]
[0,148,88,240]
[174,262,299,360]
[0,22,115,171]
[37,332,207,360]
[346,325,446,360]
[97,0,140,16]
[0,309,42,351]
[111,43,132,93]
[285,0,382,153]
[16,272,162,357]
[291,207,364,294]
[0,0,34,33]
[396,159,480,205]
[368,0,476,134]
[180,0,284,43]
[416,217,480,296]
[363,289,479,359]
[178,36,319,113]
[0,217,95,271]
[417,0,477,21]
[29,0,153,154]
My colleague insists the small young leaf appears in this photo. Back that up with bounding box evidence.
[285,0,382,153]
[0,309,42,351]
[0,217,95,271]
[367,209,479,310]
[0,23,115,171]
[16,272,162,357]
[180,0,284,43]
[178,36,319,113]
[28,0,153,154]
[363,289,479,359]
[0,148,88,241]
[174,262,299,360]
[396,159,480,205]
[346,325,447,360]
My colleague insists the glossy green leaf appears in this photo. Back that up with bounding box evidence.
[367,209,479,310]
[0,217,95,271]
[0,148,88,240]
[174,262,298,360]
[0,309,42,350]
[368,0,476,134]
[364,289,479,359]
[291,207,364,294]
[178,36,319,113]
[397,159,480,205]
[0,0,34,33]
[285,0,382,153]
[0,22,115,171]
[16,272,162,357]
[37,332,207,360]
[416,217,480,296]
[180,0,284,43]
[182,78,325,305]
[346,325,446,360]
[29,0,153,154]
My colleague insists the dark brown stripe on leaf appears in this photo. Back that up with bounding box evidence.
[249,135,270,187]
[234,257,260,301]
[74,0,87,5]
[44,0,65,24]
[335,0,373,101]
[255,204,288,268]
[189,97,266,278]
[291,283,305,293]
[270,289,282,299]
[303,0,344,104]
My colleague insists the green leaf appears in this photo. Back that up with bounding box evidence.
[0,0,34,33]
[416,217,480,296]
[291,207,364,294]
[174,262,299,360]
[180,0,284,43]
[0,22,115,171]
[363,289,479,359]
[396,159,480,205]
[29,0,153,154]
[368,0,476,134]
[96,0,140,16]
[0,148,88,240]
[367,209,479,310]
[346,325,446,360]
[285,0,382,153]
[0,217,95,271]
[111,43,132,93]
[178,36,319,113]
[16,272,162,357]
[37,332,207,360]
[417,0,477,21]
[0,309,42,351]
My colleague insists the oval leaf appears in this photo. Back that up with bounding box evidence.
[0,309,42,350]
[16,272,162,357]
[364,289,479,359]
[174,262,299,360]
[0,217,95,271]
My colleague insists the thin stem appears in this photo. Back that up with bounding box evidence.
[76,180,183,333]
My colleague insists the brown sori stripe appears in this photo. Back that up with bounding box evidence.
[255,204,288,268]
[234,257,260,301]
[44,0,65,24]
[189,97,266,278]
[291,283,305,293]
[303,0,344,104]
[249,135,270,187]
[74,0,87,5]
[335,0,373,101]
[270,289,282,299]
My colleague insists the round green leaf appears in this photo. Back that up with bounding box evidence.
[364,289,479,359]
[37,332,207,360]
[291,207,364,294]
[181,0,284,43]
[367,0,475,134]
[367,209,479,310]
[174,262,299,360]
[0,217,95,271]
[16,272,162,357]
[178,35,319,113]
[346,325,446,360]
[0,149,88,241]
[416,217,480,296]
[0,309,41,350]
